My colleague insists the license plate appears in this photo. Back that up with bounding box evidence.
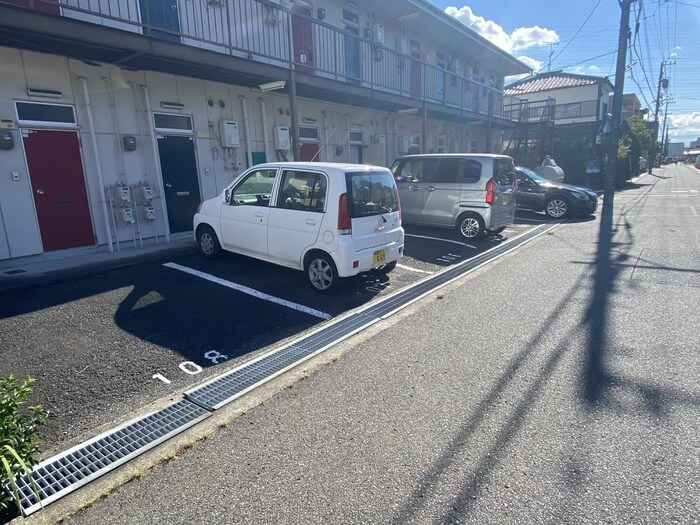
[373,249,386,264]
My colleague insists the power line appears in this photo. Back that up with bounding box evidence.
[548,0,604,67]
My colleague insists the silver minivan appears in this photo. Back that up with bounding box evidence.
[390,154,517,239]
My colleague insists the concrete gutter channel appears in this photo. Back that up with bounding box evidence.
[6,223,557,524]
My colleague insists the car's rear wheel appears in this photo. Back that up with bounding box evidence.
[544,197,570,219]
[197,226,221,259]
[456,213,484,239]
[306,252,339,293]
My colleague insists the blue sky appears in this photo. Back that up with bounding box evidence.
[429,0,700,146]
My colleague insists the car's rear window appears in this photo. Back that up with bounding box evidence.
[346,171,399,218]
[494,158,516,185]
[392,157,481,184]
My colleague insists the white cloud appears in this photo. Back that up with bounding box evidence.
[444,5,559,53]
[668,112,700,144]
[567,65,601,75]
[510,26,560,52]
[516,55,544,72]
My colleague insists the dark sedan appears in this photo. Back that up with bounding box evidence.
[515,166,599,219]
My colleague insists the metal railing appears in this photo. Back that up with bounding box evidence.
[504,99,600,123]
[4,0,505,118]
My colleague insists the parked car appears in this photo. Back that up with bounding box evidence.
[514,166,598,219]
[390,154,517,239]
[194,162,404,292]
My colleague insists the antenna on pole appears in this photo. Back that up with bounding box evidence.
[546,43,558,72]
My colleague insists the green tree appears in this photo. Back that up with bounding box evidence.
[620,117,653,175]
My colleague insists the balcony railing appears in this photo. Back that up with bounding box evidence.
[3,0,506,119]
[504,99,600,123]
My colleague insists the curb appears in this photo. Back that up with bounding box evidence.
[0,243,198,295]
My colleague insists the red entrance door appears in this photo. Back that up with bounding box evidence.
[2,0,60,14]
[23,129,95,251]
[291,5,314,75]
[410,41,422,99]
[300,143,320,162]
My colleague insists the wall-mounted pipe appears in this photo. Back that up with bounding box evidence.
[346,114,351,162]
[80,76,114,253]
[258,97,270,163]
[240,95,253,168]
[142,84,171,243]
[322,110,329,162]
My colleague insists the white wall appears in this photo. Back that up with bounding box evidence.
[0,45,487,261]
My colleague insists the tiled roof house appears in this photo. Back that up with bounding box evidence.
[505,71,614,125]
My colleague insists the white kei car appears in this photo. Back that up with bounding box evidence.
[193,162,404,292]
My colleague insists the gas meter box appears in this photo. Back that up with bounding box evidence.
[219,120,240,148]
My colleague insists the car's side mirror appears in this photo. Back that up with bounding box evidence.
[223,189,231,204]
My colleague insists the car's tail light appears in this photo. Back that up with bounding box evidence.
[485,177,495,205]
[394,186,402,222]
[338,193,352,234]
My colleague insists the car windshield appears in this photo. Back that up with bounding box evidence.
[517,167,548,184]
[346,171,399,217]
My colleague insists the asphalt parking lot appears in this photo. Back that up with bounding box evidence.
[0,214,550,452]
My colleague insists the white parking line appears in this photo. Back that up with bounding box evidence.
[396,263,432,274]
[514,217,548,223]
[163,262,332,320]
[405,233,477,249]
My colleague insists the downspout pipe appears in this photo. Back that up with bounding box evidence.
[80,76,113,253]
[142,84,171,243]
[259,97,271,162]
[240,95,253,168]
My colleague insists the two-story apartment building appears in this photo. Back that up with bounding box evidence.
[502,71,614,186]
[0,0,528,263]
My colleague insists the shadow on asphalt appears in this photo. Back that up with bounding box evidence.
[390,183,698,524]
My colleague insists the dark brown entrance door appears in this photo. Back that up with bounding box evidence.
[23,129,95,252]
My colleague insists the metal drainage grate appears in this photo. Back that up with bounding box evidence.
[186,311,378,410]
[187,223,555,411]
[15,400,209,516]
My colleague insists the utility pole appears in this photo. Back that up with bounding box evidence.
[602,0,634,219]
[647,61,667,173]
[660,97,670,158]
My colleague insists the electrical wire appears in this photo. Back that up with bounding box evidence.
[548,0,604,68]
